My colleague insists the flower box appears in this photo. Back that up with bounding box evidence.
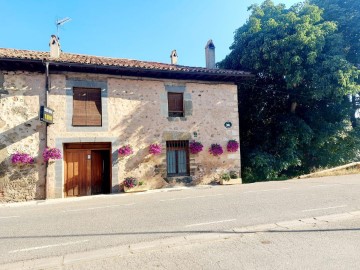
[220,178,242,185]
[123,185,148,193]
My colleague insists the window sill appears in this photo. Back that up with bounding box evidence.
[165,175,192,184]
[167,117,187,122]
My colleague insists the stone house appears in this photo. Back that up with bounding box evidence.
[0,36,251,202]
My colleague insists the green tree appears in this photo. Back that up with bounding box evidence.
[219,0,360,182]
[311,0,360,65]
[311,0,360,127]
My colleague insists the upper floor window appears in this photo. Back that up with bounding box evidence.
[168,92,184,117]
[166,140,189,176]
[72,87,102,126]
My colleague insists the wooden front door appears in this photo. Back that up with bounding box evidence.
[64,143,111,197]
[64,150,91,197]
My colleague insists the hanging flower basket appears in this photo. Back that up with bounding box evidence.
[209,144,223,156]
[227,140,239,153]
[189,141,203,154]
[11,152,35,165]
[118,145,133,156]
[149,143,162,155]
[42,147,62,162]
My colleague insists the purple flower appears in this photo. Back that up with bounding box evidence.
[42,147,62,162]
[123,177,138,188]
[227,140,239,153]
[209,144,224,156]
[189,141,203,154]
[118,145,133,156]
[11,152,35,165]
[149,143,162,155]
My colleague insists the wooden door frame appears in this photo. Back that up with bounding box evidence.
[64,142,112,197]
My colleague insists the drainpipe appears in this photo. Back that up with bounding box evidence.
[44,62,49,199]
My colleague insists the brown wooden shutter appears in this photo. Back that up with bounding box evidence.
[168,92,184,117]
[73,88,102,126]
[73,88,88,126]
[86,89,102,126]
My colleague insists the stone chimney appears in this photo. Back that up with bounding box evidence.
[205,39,216,69]
[49,35,61,58]
[170,50,178,65]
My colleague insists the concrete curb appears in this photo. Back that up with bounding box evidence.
[0,186,200,208]
[1,210,360,270]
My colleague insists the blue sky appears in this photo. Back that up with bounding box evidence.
[1,0,299,67]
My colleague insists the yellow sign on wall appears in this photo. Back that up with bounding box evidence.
[39,106,54,124]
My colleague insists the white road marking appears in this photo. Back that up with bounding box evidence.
[8,240,89,254]
[243,188,290,193]
[0,216,20,219]
[301,205,347,212]
[62,203,135,212]
[310,184,341,188]
[185,219,237,228]
[160,194,223,202]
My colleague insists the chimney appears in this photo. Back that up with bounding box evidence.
[49,35,61,58]
[205,39,216,69]
[170,50,178,65]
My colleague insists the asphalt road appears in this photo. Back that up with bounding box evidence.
[0,174,359,267]
[62,214,360,270]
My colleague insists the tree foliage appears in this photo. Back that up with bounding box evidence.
[311,0,360,65]
[219,0,360,182]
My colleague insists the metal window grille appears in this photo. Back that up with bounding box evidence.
[166,140,189,176]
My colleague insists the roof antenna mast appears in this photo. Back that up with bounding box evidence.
[56,17,71,38]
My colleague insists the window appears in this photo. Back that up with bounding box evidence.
[168,92,184,117]
[166,141,189,176]
[73,87,102,126]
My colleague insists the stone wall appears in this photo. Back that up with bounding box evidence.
[46,73,241,198]
[0,71,46,202]
[1,70,241,201]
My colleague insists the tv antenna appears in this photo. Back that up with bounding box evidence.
[56,17,71,38]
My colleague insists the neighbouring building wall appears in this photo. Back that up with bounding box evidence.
[0,71,46,202]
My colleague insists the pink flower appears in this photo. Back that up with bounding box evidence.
[123,177,138,188]
[11,152,35,164]
[227,140,239,152]
[189,141,203,154]
[209,144,223,156]
[149,144,162,155]
[42,147,62,162]
[118,145,133,156]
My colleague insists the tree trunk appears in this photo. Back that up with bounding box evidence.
[290,101,297,114]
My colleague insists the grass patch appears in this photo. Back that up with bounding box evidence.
[303,164,360,178]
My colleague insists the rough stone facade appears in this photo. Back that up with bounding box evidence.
[0,71,46,202]
[0,70,241,202]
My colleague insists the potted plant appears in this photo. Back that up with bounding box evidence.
[11,152,35,165]
[149,143,162,155]
[42,147,62,162]
[123,177,147,193]
[209,144,223,156]
[118,145,133,157]
[189,141,203,154]
[227,140,239,153]
[220,171,242,185]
